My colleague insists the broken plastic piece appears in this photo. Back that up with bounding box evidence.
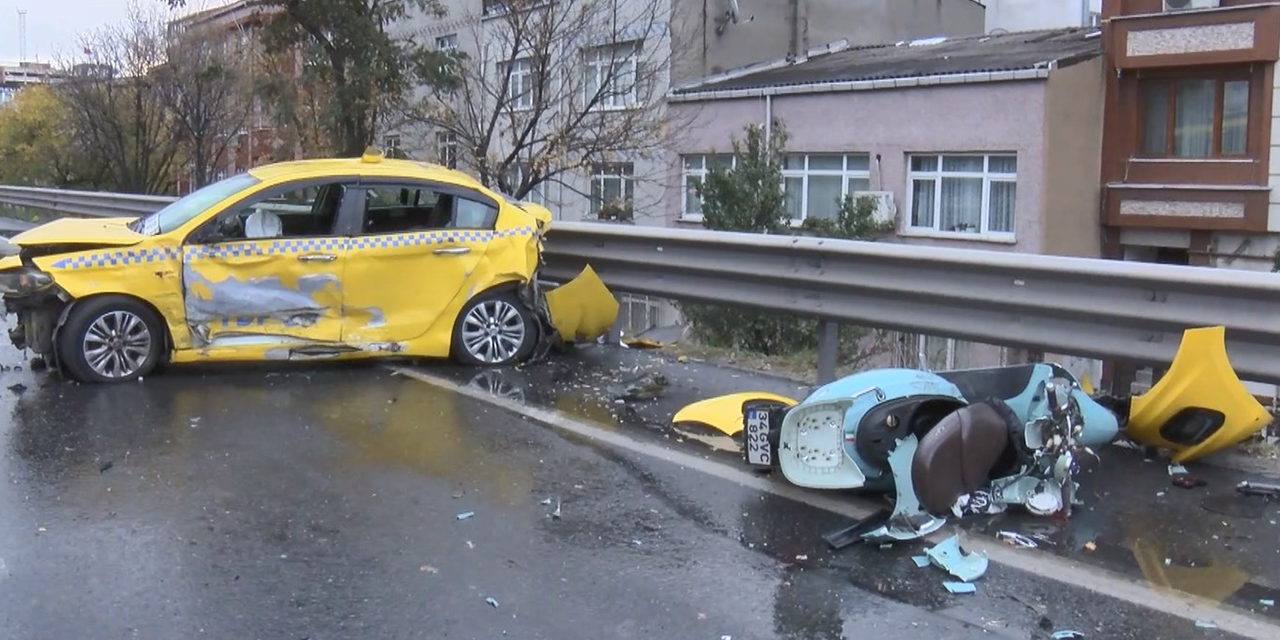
[1236,480,1280,498]
[485,596,499,608]
[540,497,553,505]
[1051,631,1084,639]
[943,581,977,594]
[911,555,930,568]
[925,535,989,582]
[456,511,475,520]
[1168,464,1188,476]
[997,531,1038,548]
[671,392,797,436]
[1194,620,1217,629]
[1261,599,1275,607]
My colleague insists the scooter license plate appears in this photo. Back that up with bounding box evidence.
[744,408,773,466]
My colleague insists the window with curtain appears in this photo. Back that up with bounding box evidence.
[780,153,872,222]
[583,41,641,110]
[907,153,1016,236]
[1140,76,1250,157]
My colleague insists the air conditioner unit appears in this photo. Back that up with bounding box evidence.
[1163,0,1220,12]
[850,190,897,225]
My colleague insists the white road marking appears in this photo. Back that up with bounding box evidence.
[391,366,1280,640]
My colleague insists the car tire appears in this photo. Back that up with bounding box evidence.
[57,295,166,383]
[451,291,537,367]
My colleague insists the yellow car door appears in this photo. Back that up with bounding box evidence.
[339,180,493,349]
[180,179,362,351]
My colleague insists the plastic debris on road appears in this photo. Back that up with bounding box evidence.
[1194,620,1217,629]
[456,511,476,520]
[942,581,977,594]
[911,555,931,568]
[540,497,553,505]
[1261,599,1275,607]
[485,597,499,608]
[925,535,989,582]
[997,531,1038,548]
[1051,631,1084,639]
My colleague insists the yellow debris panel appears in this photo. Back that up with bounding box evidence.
[1125,326,1273,462]
[673,392,799,436]
[543,265,619,342]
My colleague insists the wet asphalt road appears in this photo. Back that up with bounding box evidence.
[0,337,1272,638]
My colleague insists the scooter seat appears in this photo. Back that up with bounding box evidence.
[911,403,1012,514]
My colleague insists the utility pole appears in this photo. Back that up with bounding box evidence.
[18,9,28,63]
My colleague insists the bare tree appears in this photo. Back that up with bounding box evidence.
[54,3,181,194]
[399,0,688,210]
[157,21,256,189]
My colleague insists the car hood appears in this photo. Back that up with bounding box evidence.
[8,216,146,248]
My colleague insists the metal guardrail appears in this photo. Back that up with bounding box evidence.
[3,184,1280,385]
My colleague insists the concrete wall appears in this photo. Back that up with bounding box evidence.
[1040,56,1105,257]
[667,79,1050,253]
[671,0,986,84]
[984,0,1101,33]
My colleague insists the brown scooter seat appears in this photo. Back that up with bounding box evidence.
[911,403,1012,514]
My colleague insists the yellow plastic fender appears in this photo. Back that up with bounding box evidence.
[672,392,798,436]
[1124,326,1273,463]
[543,264,620,342]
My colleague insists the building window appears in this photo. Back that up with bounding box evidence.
[589,163,634,221]
[907,153,1016,236]
[680,154,735,219]
[436,131,458,169]
[584,41,640,109]
[482,0,506,16]
[502,58,535,110]
[1140,77,1250,157]
[504,163,547,206]
[436,34,458,53]
[781,153,872,222]
[383,134,402,158]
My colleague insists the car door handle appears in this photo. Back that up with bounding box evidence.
[298,253,337,262]
[433,246,471,255]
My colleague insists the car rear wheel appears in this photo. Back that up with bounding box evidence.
[57,296,165,383]
[452,292,536,367]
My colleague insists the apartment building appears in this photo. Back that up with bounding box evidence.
[1099,0,1280,397]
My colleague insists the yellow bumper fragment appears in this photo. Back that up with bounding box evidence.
[543,265,619,342]
[1124,326,1273,462]
[673,392,799,436]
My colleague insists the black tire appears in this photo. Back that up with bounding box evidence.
[451,291,537,367]
[56,295,166,383]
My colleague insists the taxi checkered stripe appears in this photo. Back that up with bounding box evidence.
[48,226,537,270]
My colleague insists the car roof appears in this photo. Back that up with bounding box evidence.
[247,157,487,191]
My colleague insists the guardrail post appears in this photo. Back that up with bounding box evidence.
[817,320,838,384]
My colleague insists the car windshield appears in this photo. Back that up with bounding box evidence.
[127,173,261,236]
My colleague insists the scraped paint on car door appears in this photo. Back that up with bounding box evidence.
[180,180,357,351]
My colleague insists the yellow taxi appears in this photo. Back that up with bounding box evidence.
[0,150,617,383]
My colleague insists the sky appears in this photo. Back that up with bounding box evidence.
[1,0,232,66]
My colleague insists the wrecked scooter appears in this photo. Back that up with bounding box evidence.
[674,326,1272,546]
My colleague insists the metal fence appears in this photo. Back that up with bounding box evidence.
[4,184,1280,386]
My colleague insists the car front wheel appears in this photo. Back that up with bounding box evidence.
[57,296,165,383]
[452,292,536,367]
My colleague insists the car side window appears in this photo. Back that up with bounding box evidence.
[359,185,499,235]
[194,182,348,243]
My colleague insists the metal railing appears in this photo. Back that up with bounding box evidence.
[3,184,1280,385]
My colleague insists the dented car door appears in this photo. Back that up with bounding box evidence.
[338,181,494,346]
[180,180,360,350]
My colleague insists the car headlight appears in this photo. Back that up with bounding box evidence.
[0,267,54,295]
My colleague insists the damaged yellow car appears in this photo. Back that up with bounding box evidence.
[0,150,617,383]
